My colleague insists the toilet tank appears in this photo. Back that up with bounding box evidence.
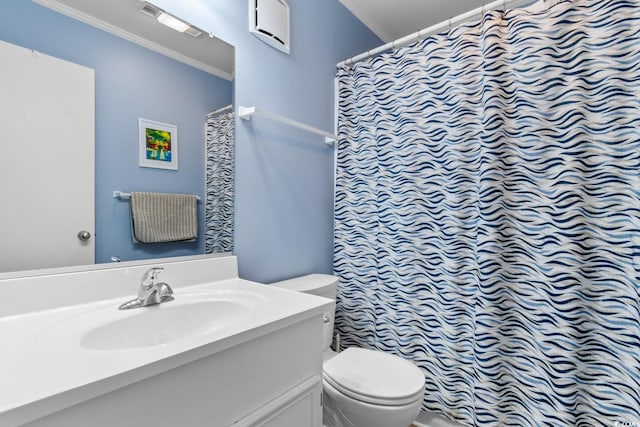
[271,274,338,351]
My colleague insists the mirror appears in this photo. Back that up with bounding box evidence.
[0,0,234,275]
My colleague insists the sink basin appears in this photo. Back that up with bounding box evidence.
[80,300,252,350]
[37,289,267,351]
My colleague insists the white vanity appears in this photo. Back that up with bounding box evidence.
[0,255,332,427]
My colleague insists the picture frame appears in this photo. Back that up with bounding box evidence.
[138,118,178,170]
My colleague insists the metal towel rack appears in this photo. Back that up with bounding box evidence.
[238,106,338,145]
[113,191,201,201]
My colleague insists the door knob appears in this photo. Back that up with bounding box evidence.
[77,230,92,241]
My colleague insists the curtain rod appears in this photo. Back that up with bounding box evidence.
[337,0,537,68]
[208,104,233,117]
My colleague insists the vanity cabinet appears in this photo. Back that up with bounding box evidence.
[22,316,324,427]
[232,375,322,427]
[1,256,331,427]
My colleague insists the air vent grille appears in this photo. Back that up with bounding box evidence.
[139,2,161,18]
[249,0,290,54]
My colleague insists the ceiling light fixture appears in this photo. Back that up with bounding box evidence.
[139,2,203,38]
[156,12,190,33]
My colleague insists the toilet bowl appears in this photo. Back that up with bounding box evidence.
[272,274,425,427]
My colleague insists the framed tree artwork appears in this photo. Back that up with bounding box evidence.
[138,118,178,170]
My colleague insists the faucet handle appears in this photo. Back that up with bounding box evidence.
[140,267,164,288]
[157,282,175,303]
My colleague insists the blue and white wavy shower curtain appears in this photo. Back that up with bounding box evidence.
[334,0,640,425]
[205,108,235,254]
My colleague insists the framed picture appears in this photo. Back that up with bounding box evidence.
[138,118,178,170]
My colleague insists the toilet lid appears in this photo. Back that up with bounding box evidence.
[323,348,425,406]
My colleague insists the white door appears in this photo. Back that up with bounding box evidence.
[0,39,95,273]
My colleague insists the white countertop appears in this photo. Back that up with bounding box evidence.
[0,278,332,426]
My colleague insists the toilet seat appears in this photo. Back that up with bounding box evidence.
[323,348,424,406]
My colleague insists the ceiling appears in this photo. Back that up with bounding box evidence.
[340,0,505,42]
[33,0,234,80]
[33,0,525,75]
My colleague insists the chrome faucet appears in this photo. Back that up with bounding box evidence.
[118,267,174,310]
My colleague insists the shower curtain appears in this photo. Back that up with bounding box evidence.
[205,108,235,254]
[334,1,640,425]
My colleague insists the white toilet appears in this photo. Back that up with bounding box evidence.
[272,274,425,427]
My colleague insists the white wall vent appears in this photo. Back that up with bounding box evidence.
[249,0,290,54]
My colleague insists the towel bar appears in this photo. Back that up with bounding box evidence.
[238,106,338,144]
[113,191,201,201]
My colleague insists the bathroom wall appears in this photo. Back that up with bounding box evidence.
[153,0,381,282]
[0,0,232,264]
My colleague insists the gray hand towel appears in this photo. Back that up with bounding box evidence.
[130,192,198,243]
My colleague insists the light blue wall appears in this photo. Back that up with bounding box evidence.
[0,0,232,264]
[153,0,381,282]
